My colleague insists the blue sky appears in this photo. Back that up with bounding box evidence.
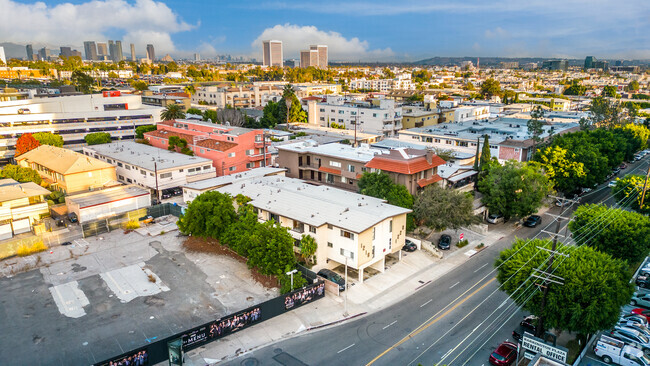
[1,0,649,61]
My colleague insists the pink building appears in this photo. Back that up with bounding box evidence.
[144,119,270,176]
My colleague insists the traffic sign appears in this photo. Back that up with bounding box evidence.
[460,233,464,240]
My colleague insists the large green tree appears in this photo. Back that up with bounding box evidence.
[527,106,545,151]
[612,175,650,215]
[300,234,318,265]
[496,239,633,335]
[480,78,501,99]
[358,171,414,229]
[32,132,64,147]
[160,104,186,121]
[478,161,553,220]
[84,132,112,145]
[260,101,280,128]
[135,125,157,139]
[569,204,650,264]
[177,191,237,238]
[534,146,586,194]
[71,70,94,94]
[479,135,491,170]
[0,164,42,184]
[603,85,619,98]
[413,184,478,231]
[278,84,308,124]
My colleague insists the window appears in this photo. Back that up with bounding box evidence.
[373,227,376,240]
[269,213,280,222]
[200,149,205,153]
[320,108,325,112]
[327,242,333,248]
[160,172,172,179]
[229,166,236,171]
[373,113,377,118]
[361,167,368,172]
[117,162,123,167]
[348,164,355,172]
[330,161,341,168]
[125,165,131,170]
[126,178,132,183]
[309,226,316,233]
[228,152,235,158]
[140,169,146,175]
[327,224,333,229]
[340,230,354,239]
[389,220,393,232]
[203,165,211,170]
[118,175,124,180]
[246,149,254,156]
[338,110,344,114]
[326,174,334,183]
[246,162,254,169]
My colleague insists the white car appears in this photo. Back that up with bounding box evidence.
[609,180,618,188]
[486,213,504,224]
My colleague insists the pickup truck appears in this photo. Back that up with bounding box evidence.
[595,334,650,365]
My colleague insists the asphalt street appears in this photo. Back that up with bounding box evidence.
[219,156,650,366]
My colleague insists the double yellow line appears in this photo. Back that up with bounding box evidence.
[366,277,496,365]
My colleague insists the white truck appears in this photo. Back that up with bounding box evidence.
[595,334,650,365]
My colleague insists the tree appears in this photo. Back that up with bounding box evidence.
[160,104,185,121]
[478,161,553,220]
[496,239,633,335]
[527,106,545,151]
[71,70,94,94]
[0,164,42,184]
[33,132,63,147]
[473,137,481,171]
[15,133,40,156]
[84,132,112,145]
[562,82,586,96]
[479,135,491,170]
[358,171,415,230]
[480,78,501,99]
[627,80,640,92]
[184,84,196,96]
[186,108,202,116]
[108,71,119,79]
[131,80,149,91]
[612,174,650,215]
[203,109,218,123]
[135,125,156,139]
[260,101,280,128]
[534,146,586,194]
[464,81,475,91]
[177,191,237,239]
[300,234,318,265]
[603,85,619,98]
[278,85,308,124]
[413,184,478,231]
[569,204,650,264]
[279,267,308,294]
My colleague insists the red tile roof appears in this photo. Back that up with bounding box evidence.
[417,174,442,188]
[319,166,341,175]
[365,154,446,174]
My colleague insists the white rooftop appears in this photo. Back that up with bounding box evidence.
[182,167,286,191]
[276,140,386,162]
[85,141,213,171]
[215,175,411,233]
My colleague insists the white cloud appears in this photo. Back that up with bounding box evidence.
[484,27,509,40]
[251,24,394,62]
[0,0,193,55]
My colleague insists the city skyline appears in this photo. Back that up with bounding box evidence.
[0,0,648,61]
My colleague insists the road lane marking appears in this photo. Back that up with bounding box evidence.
[449,281,460,289]
[337,343,355,353]
[474,263,488,273]
[366,277,496,365]
[382,321,397,330]
[420,299,433,307]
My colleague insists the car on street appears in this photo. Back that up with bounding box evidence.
[523,215,542,228]
[487,213,504,224]
[402,239,417,252]
[609,180,618,188]
[438,234,451,250]
[631,293,650,309]
[620,163,628,169]
[317,269,345,292]
[489,341,517,365]
[555,199,572,207]
[61,241,72,246]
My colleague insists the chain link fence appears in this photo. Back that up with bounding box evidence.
[81,203,184,238]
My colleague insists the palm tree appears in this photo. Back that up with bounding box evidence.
[160,104,186,121]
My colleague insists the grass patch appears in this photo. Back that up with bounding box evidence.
[16,241,48,257]
[456,239,469,248]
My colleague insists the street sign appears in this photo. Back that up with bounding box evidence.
[521,332,568,363]
[460,233,464,240]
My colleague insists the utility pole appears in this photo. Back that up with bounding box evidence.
[640,163,650,208]
[154,161,160,204]
[534,195,569,338]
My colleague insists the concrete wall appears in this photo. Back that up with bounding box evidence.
[63,167,117,194]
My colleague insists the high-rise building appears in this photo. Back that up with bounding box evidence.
[0,47,5,65]
[262,40,283,67]
[194,53,201,61]
[300,49,319,68]
[310,45,328,68]
[114,40,124,62]
[146,44,155,61]
[59,47,72,58]
[97,42,108,57]
[541,60,568,71]
[83,41,98,61]
[38,47,50,61]
[130,44,136,61]
[26,44,33,61]
[584,56,596,69]
[108,40,115,61]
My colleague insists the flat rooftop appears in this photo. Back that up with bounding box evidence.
[183,167,286,191]
[84,141,213,171]
[276,140,386,162]
[66,185,150,209]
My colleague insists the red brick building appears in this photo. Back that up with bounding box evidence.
[144,119,269,176]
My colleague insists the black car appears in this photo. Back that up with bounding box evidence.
[68,213,78,223]
[402,239,417,252]
[523,215,542,228]
[438,234,451,250]
[317,269,345,291]
[61,241,72,246]
[512,315,538,341]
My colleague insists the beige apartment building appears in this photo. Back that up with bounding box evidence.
[192,84,283,108]
[262,40,283,67]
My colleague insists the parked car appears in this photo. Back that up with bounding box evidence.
[487,213,505,224]
[620,163,628,169]
[523,215,542,228]
[617,323,650,339]
[402,239,417,252]
[632,309,650,323]
[637,276,650,290]
[631,293,650,309]
[609,180,618,188]
[610,328,650,352]
[512,315,538,342]
[594,334,650,365]
[438,234,452,250]
[317,269,345,291]
[613,168,622,175]
[489,341,517,366]
[67,213,78,223]
[556,199,571,207]
[622,314,650,328]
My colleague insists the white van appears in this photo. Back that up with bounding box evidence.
[595,334,650,365]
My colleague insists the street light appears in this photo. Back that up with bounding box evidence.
[286,269,298,292]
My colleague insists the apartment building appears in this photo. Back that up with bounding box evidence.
[398,117,580,163]
[364,148,446,195]
[16,145,117,194]
[401,108,440,129]
[306,96,403,137]
[349,73,414,92]
[0,178,51,239]
[0,92,162,162]
[192,84,283,108]
[83,141,215,197]
[144,119,269,175]
[182,167,286,203]
[276,140,383,191]
[300,49,319,68]
[199,174,411,282]
[452,105,490,122]
[141,93,191,111]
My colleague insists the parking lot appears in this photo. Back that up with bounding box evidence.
[0,228,275,365]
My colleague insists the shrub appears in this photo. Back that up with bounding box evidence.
[16,241,48,256]
[456,239,469,248]
[125,220,140,230]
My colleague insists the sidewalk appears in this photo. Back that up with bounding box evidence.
[179,222,518,366]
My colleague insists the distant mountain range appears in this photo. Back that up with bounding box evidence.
[0,42,31,60]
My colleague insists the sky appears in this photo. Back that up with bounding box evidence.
[1,0,649,61]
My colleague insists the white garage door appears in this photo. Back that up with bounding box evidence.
[12,218,31,234]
